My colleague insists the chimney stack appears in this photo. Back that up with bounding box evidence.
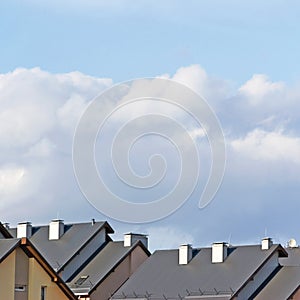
[179,244,193,265]
[212,242,228,263]
[49,220,64,240]
[124,233,148,248]
[17,222,32,239]
[261,237,273,250]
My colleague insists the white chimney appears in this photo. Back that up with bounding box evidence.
[261,237,273,250]
[49,220,64,240]
[17,222,32,238]
[212,242,228,263]
[124,233,148,248]
[179,244,193,265]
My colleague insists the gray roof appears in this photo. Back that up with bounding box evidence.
[68,241,148,295]
[0,239,20,262]
[113,244,284,300]
[255,266,300,300]
[9,221,113,270]
[280,247,300,266]
[0,223,13,238]
[253,247,300,299]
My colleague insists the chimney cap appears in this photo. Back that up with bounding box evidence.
[124,232,148,237]
[212,241,228,245]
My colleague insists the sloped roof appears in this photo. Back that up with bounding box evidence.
[254,247,300,299]
[280,247,300,266]
[0,239,20,262]
[0,238,76,299]
[0,222,13,238]
[68,240,150,295]
[9,221,113,270]
[255,266,300,300]
[113,244,285,300]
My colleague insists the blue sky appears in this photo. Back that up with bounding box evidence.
[1,0,300,83]
[1,1,300,250]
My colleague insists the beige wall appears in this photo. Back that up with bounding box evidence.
[290,288,300,299]
[0,251,15,300]
[0,248,71,300]
[28,257,68,300]
[91,246,148,300]
[15,248,29,300]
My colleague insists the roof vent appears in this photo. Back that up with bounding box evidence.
[124,233,148,248]
[17,222,32,238]
[212,242,228,263]
[179,244,193,265]
[288,238,298,248]
[49,220,64,240]
[261,237,273,250]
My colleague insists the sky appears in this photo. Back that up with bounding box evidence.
[1,0,300,251]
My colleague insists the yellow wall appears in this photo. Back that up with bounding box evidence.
[28,257,68,300]
[0,251,15,300]
[0,250,70,300]
[15,248,29,300]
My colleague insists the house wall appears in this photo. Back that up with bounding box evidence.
[290,287,300,300]
[61,229,106,281]
[28,257,68,300]
[129,246,149,275]
[236,252,279,299]
[15,248,29,300]
[0,250,15,300]
[90,246,149,300]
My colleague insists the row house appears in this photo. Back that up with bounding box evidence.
[112,238,288,300]
[1,220,150,300]
[0,237,76,300]
[3,219,300,300]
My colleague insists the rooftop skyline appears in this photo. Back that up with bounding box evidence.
[0,1,300,250]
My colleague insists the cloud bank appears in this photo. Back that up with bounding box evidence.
[1,65,299,249]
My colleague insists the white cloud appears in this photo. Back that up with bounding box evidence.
[0,65,300,247]
[0,67,112,220]
[146,226,194,251]
[172,64,231,103]
[0,166,25,195]
[231,129,300,164]
[0,68,111,149]
[25,138,56,158]
[238,74,285,106]
[57,94,88,133]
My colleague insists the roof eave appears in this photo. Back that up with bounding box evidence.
[20,238,77,300]
[58,221,114,272]
[232,244,287,299]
